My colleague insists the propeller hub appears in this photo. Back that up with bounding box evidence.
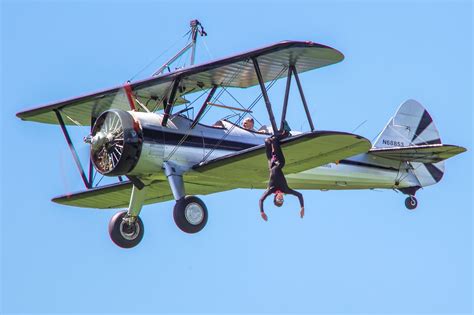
[88,110,143,176]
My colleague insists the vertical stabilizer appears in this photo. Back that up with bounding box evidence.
[373,99,441,148]
[374,99,445,187]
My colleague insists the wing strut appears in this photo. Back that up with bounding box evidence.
[191,85,218,129]
[162,78,181,127]
[291,65,315,131]
[88,116,96,187]
[252,57,278,134]
[280,66,292,131]
[123,82,137,111]
[54,110,91,189]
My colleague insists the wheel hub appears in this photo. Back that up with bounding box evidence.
[119,220,140,240]
[185,202,204,225]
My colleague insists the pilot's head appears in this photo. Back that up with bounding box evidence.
[242,117,254,130]
[273,191,284,207]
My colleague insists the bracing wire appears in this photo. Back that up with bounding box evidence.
[351,120,368,133]
[129,30,191,81]
[202,36,214,59]
[394,159,426,186]
[221,86,264,127]
[201,66,287,162]
[175,31,193,70]
[164,59,250,161]
[57,110,105,187]
[164,88,212,161]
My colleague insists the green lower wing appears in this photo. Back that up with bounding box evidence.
[53,131,371,209]
[52,180,229,209]
[190,131,372,188]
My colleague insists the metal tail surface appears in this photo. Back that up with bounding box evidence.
[373,99,445,187]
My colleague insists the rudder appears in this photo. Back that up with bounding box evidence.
[373,99,442,148]
[374,99,445,187]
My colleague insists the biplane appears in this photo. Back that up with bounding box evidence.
[17,20,466,248]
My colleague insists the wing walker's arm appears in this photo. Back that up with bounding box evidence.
[282,188,304,208]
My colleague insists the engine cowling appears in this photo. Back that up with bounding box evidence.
[89,109,143,176]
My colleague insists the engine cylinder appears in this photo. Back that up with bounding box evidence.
[90,109,143,176]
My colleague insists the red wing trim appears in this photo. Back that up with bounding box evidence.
[123,82,136,111]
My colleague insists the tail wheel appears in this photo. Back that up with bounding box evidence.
[405,196,418,210]
[173,196,208,234]
[108,210,144,248]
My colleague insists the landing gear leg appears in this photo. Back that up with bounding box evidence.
[163,162,208,233]
[109,184,147,248]
[405,196,418,210]
[163,162,185,201]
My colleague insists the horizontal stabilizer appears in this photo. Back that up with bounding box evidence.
[369,144,466,163]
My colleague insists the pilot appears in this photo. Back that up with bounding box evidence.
[242,117,255,131]
[259,135,304,221]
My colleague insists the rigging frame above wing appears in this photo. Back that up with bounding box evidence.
[16,41,344,126]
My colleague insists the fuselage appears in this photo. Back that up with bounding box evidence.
[129,111,421,191]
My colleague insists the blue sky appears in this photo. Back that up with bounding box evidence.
[1,0,472,314]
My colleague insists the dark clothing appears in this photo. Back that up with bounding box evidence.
[266,137,288,189]
[259,138,304,213]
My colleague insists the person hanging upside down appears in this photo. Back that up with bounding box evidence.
[259,135,304,221]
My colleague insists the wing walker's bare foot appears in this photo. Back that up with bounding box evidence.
[261,212,268,221]
[300,207,305,219]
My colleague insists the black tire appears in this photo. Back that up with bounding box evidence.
[405,196,418,210]
[108,210,144,248]
[173,196,208,234]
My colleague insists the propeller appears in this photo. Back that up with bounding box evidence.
[85,111,125,174]
[85,110,142,176]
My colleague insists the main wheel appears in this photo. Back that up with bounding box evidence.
[108,210,144,248]
[173,196,208,234]
[405,196,418,210]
